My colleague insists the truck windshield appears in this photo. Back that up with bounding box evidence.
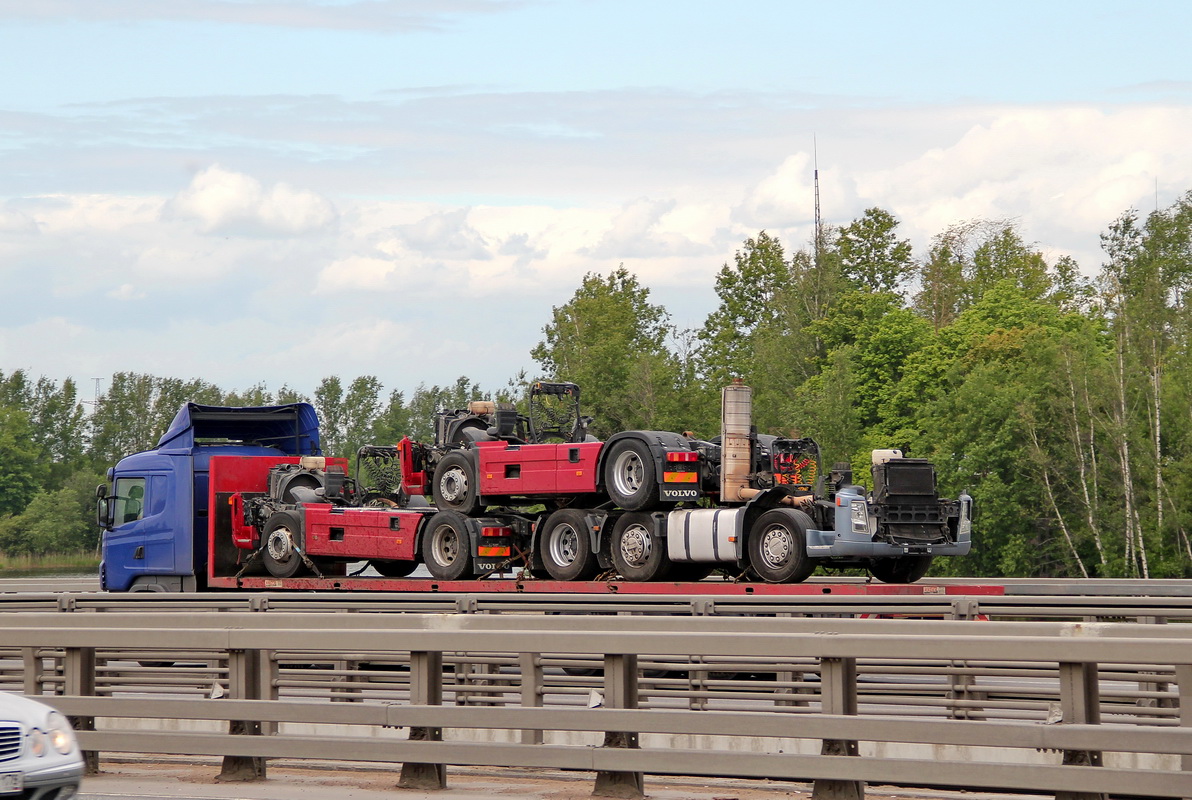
[113,477,146,525]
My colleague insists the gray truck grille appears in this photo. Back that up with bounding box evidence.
[0,723,21,761]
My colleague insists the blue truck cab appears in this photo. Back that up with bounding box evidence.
[96,403,320,592]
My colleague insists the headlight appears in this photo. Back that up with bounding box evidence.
[28,728,47,757]
[45,711,77,755]
[958,495,973,537]
[850,500,869,534]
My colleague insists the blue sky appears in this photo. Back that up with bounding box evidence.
[2,0,1191,400]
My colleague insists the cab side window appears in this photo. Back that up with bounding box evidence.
[114,478,147,525]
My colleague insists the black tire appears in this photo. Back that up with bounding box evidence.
[261,510,307,578]
[602,439,659,511]
[669,562,715,583]
[868,555,934,584]
[371,559,419,578]
[432,451,482,515]
[610,512,672,581]
[539,509,599,581]
[421,511,473,580]
[747,508,816,584]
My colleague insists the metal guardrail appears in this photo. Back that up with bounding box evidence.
[1,612,1190,799]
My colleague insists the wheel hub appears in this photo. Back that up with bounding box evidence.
[551,524,580,566]
[266,528,295,561]
[619,524,651,567]
[761,526,792,567]
[439,468,468,503]
[433,525,459,564]
[612,450,645,495]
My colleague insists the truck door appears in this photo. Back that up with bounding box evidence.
[102,473,176,591]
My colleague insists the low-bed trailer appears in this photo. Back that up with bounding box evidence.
[98,383,973,594]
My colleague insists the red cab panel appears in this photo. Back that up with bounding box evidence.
[302,506,426,561]
[474,441,601,497]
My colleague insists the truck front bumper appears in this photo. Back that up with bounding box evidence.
[806,529,971,558]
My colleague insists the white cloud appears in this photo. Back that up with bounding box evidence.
[164,165,337,236]
[6,98,1192,395]
[106,283,145,301]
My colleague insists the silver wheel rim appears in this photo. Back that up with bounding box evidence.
[549,523,581,567]
[760,524,793,568]
[439,466,469,504]
[266,526,295,563]
[618,522,652,568]
[611,449,646,497]
[431,524,459,566]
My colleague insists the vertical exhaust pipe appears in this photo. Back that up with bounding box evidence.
[720,379,813,507]
[720,379,753,502]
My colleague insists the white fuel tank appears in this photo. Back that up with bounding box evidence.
[666,507,744,563]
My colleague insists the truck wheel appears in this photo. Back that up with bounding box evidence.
[371,559,419,578]
[540,509,598,581]
[432,451,482,515]
[421,511,473,580]
[261,510,307,579]
[747,509,816,583]
[603,439,658,511]
[869,555,934,584]
[611,512,672,581]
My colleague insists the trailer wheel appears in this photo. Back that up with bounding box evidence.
[603,439,658,511]
[261,510,307,579]
[611,512,672,581]
[540,509,599,581]
[371,559,419,578]
[747,509,816,583]
[432,452,482,515]
[421,511,473,580]
[868,555,934,584]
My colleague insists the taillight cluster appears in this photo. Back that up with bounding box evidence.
[478,525,512,557]
[663,450,700,484]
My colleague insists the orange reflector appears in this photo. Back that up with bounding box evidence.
[728,536,737,543]
[478,546,511,557]
[480,526,511,537]
[663,472,698,483]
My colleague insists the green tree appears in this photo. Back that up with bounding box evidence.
[697,232,790,390]
[0,407,45,517]
[837,207,913,293]
[532,266,679,435]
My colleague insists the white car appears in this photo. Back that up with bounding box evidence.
[0,692,84,799]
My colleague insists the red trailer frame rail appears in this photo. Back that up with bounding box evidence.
[208,575,1004,595]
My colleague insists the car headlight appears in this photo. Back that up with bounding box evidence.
[31,711,77,757]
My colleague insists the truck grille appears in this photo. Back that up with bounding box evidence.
[0,723,21,761]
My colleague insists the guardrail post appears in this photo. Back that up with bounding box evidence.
[814,656,863,800]
[218,648,266,782]
[1174,664,1191,800]
[593,653,644,799]
[520,652,544,745]
[62,646,98,775]
[21,648,43,696]
[398,650,446,790]
[1056,661,1106,800]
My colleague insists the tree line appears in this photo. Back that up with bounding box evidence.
[2,192,1190,579]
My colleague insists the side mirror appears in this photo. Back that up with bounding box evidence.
[95,485,113,529]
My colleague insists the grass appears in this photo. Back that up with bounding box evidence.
[0,550,100,575]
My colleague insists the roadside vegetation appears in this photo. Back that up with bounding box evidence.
[3,193,1191,579]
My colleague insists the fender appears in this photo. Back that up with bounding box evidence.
[598,430,696,490]
[738,487,811,565]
